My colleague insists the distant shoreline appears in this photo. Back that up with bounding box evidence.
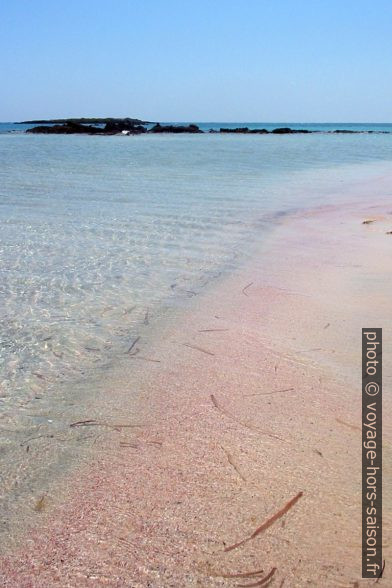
[21,118,392,135]
[2,120,391,137]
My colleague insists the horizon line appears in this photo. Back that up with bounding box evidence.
[3,119,392,125]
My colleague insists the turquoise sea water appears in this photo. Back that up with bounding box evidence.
[1,128,392,453]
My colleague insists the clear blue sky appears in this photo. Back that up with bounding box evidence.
[1,0,391,122]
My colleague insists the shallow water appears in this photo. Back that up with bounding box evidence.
[0,133,392,534]
[1,132,392,424]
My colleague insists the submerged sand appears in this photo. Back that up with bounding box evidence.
[0,199,391,587]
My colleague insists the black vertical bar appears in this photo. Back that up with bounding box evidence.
[362,328,382,578]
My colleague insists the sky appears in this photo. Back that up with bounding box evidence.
[1,0,391,122]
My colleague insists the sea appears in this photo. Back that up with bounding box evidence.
[0,121,392,533]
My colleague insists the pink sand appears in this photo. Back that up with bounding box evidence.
[0,200,391,587]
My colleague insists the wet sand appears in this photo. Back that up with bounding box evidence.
[0,199,391,587]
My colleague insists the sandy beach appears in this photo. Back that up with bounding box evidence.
[0,196,391,587]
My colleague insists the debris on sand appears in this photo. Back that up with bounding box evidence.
[335,418,361,432]
[198,328,229,333]
[244,387,294,397]
[376,559,385,582]
[242,282,254,296]
[224,493,303,552]
[126,336,140,354]
[70,420,143,430]
[210,394,284,441]
[34,495,46,512]
[237,567,277,587]
[219,568,265,579]
[221,445,246,482]
[183,343,215,356]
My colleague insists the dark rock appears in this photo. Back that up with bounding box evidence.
[219,127,269,134]
[103,121,146,134]
[27,122,102,134]
[272,127,294,134]
[149,123,202,133]
[220,127,250,133]
[26,120,148,135]
[272,127,311,134]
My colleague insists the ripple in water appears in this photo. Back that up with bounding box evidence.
[1,132,392,436]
